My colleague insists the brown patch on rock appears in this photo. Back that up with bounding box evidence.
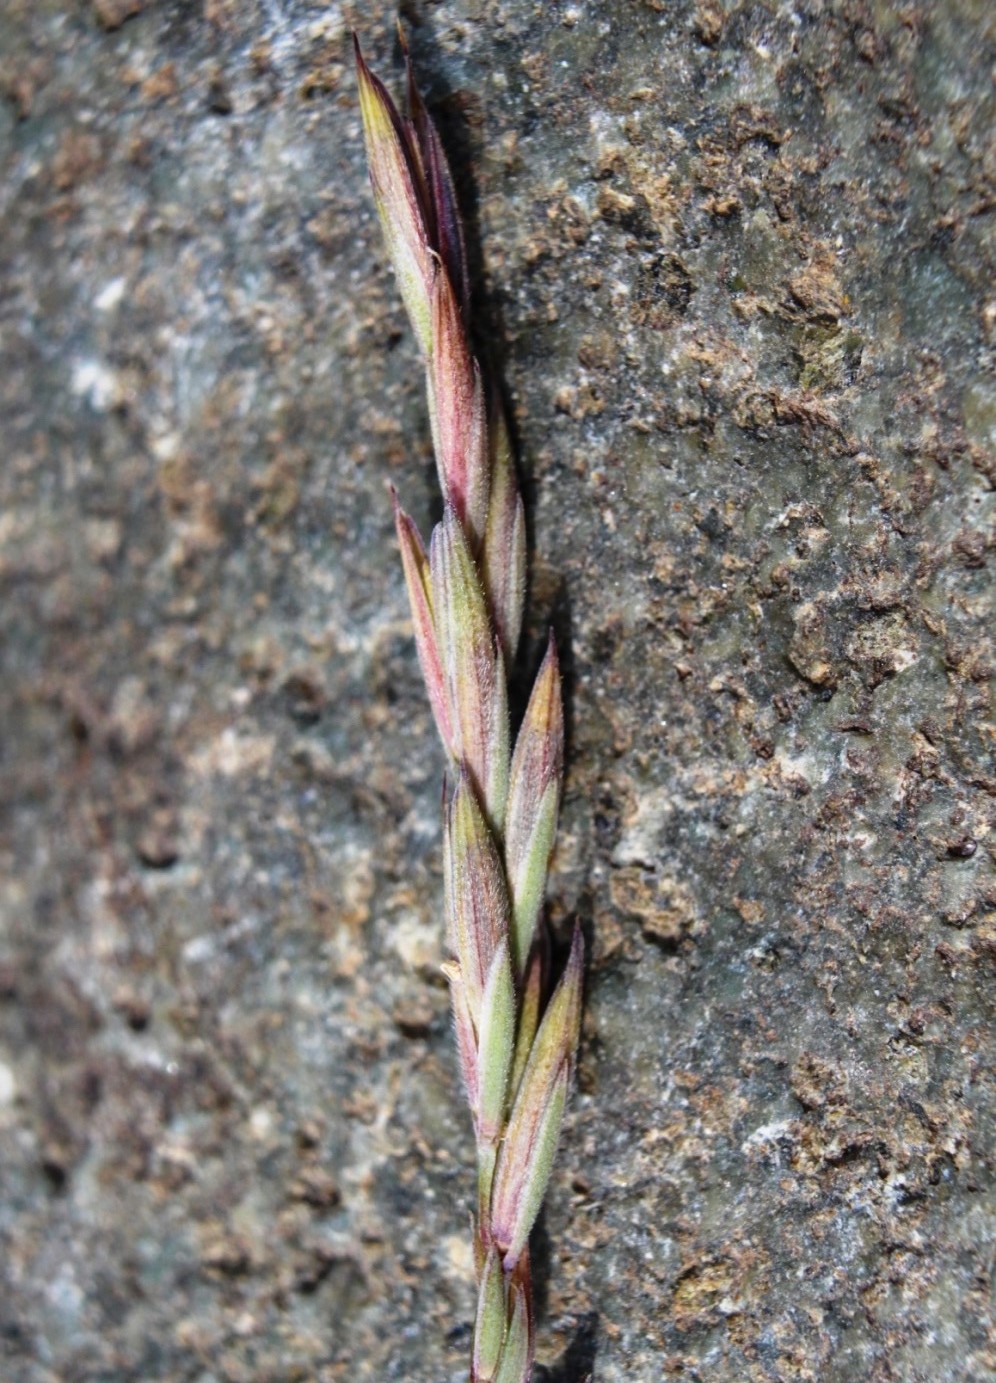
[671,1255,736,1332]
[790,1052,846,1111]
[788,598,837,687]
[693,0,725,46]
[610,867,700,949]
[289,1166,341,1210]
[392,993,437,1040]
[92,0,142,30]
[200,1229,253,1277]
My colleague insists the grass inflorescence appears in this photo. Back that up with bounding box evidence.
[355,35,583,1382]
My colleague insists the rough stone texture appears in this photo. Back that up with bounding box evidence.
[1,2,992,1381]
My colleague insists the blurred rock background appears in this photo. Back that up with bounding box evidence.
[0,2,992,1380]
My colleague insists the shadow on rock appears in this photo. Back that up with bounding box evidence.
[536,1311,599,1383]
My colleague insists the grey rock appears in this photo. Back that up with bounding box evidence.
[1,2,992,1381]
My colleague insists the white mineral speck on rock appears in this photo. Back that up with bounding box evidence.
[71,359,118,410]
[95,276,126,311]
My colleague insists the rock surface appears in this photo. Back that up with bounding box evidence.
[0,2,992,1381]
